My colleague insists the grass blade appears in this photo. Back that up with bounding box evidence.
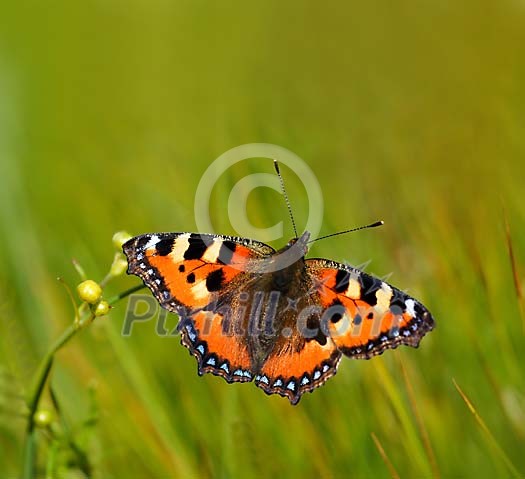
[371,432,400,479]
[453,378,521,477]
[503,212,525,333]
[400,358,440,478]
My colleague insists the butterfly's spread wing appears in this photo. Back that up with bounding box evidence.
[123,232,275,383]
[306,259,435,359]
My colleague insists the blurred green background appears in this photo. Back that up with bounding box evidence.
[1,1,524,477]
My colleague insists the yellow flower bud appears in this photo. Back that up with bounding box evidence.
[94,300,110,317]
[112,231,133,250]
[109,253,128,278]
[77,280,102,304]
[33,409,54,428]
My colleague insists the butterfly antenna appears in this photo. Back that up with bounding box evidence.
[308,221,384,243]
[274,160,298,238]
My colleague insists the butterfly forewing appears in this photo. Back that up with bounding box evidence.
[306,258,435,359]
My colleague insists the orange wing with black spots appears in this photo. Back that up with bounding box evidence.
[124,232,274,313]
[123,232,274,383]
[306,258,435,359]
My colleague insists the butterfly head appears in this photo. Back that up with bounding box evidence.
[282,231,310,257]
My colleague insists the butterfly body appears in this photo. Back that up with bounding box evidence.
[123,230,434,404]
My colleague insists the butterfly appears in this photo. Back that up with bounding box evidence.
[122,167,434,405]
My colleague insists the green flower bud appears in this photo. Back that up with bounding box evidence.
[33,409,54,428]
[94,300,110,317]
[77,280,102,304]
[109,253,128,278]
[112,231,132,250]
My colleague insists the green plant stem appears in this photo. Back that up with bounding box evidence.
[106,283,146,305]
[22,283,146,479]
[22,431,36,479]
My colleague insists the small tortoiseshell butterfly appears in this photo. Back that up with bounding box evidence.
[123,163,434,405]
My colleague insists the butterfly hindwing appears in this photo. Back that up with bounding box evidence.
[178,312,254,383]
[255,335,342,405]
